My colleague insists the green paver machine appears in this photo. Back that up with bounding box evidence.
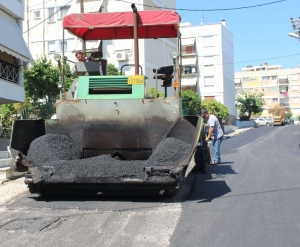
[10,5,204,196]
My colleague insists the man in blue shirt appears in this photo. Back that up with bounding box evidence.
[201,109,224,165]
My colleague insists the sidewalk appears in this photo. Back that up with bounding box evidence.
[224,126,254,139]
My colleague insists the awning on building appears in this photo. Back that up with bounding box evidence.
[0,10,32,62]
[67,0,104,15]
[181,78,197,86]
[182,38,195,46]
[182,57,197,65]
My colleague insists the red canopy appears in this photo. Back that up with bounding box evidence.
[63,10,181,40]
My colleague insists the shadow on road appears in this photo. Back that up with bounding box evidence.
[188,163,237,203]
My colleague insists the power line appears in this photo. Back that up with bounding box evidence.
[220,53,300,66]
[24,0,53,11]
[23,0,73,33]
[116,0,286,11]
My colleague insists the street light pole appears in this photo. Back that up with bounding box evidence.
[289,17,300,41]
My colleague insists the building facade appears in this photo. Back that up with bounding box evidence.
[235,63,300,118]
[0,0,32,105]
[180,21,236,123]
[23,0,178,96]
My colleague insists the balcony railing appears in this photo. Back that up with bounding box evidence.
[182,45,196,55]
[0,60,19,84]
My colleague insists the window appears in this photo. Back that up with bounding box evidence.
[293,97,299,103]
[34,11,40,19]
[249,77,256,82]
[272,98,278,102]
[203,36,214,47]
[57,6,70,19]
[267,86,278,91]
[271,76,277,80]
[60,41,67,51]
[203,56,214,67]
[48,8,55,22]
[292,85,299,91]
[262,76,267,80]
[291,74,298,81]
[48,41,56,53]
[242,77,249,82]
[268,99,271,103]
[204,76,214,87]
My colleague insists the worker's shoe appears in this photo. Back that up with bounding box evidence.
[211,161,221,165]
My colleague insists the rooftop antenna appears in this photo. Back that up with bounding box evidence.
[200,13,208,25]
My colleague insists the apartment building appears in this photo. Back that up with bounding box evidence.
[180,21,236,123]
[235,63,300,117]
[0,0,32,105]
[23,0,178,96]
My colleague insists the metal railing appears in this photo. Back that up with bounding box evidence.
[0,60,19,84]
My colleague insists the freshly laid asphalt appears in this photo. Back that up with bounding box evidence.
[170,125,300,247]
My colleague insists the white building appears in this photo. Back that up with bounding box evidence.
[180,21,236,123]
[23,0,178,96]
[0,0,32,105]
[235,63,300,117]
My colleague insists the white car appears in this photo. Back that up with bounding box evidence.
[255,118,273,126]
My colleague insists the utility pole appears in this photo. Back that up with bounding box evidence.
[27,0,29,48]
[80,0,86,53]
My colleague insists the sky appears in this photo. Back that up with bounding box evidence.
[175,0,300,72]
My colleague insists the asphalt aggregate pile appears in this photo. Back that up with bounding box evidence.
[26,134,191,183]
[145,137,191,166]
[27,134,82,164]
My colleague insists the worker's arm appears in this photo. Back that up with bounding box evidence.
[206,126,214,142]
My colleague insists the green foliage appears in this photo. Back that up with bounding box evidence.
[201,100,229,120]
[284,110,293,119]
[0,104,16,138]
[107,63,120,75]
[63,63,77,94]
[14,97,33,119]
[297,115,300,121]
[181,90,201,115]
[149,87,165,98]
[24,56,59,119]
[235,91,264,120]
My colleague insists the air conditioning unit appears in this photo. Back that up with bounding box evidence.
[116,51,127,61]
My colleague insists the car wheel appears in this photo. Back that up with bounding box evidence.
[266,123,270,126]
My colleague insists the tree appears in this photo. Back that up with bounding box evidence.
[149,87,165,98]
[107,63,120,75]
[0,104,16,138]
[24,56,60,119]
[236,91,264,120]
[63,63,77,96]
[181,90,201,115]
[201,100,229,121]
[268,104,292,118]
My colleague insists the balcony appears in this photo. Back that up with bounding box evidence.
[0,59,19,84]
[182,45,196,56]
[182,65,197,77]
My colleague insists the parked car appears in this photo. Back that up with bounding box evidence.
[285,118,294,125]
[255,118,273,126]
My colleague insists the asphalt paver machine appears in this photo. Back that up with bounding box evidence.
[11,5,205,196]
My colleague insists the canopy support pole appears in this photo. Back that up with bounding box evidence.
[131,4,139,75]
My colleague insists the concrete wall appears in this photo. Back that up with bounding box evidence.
[236,120,256,128]
[0,139,10,151]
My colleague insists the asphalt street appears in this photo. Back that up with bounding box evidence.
[0,125,299,247]
[170,125,300,247]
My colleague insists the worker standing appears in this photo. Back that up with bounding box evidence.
[201,109,224,165]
